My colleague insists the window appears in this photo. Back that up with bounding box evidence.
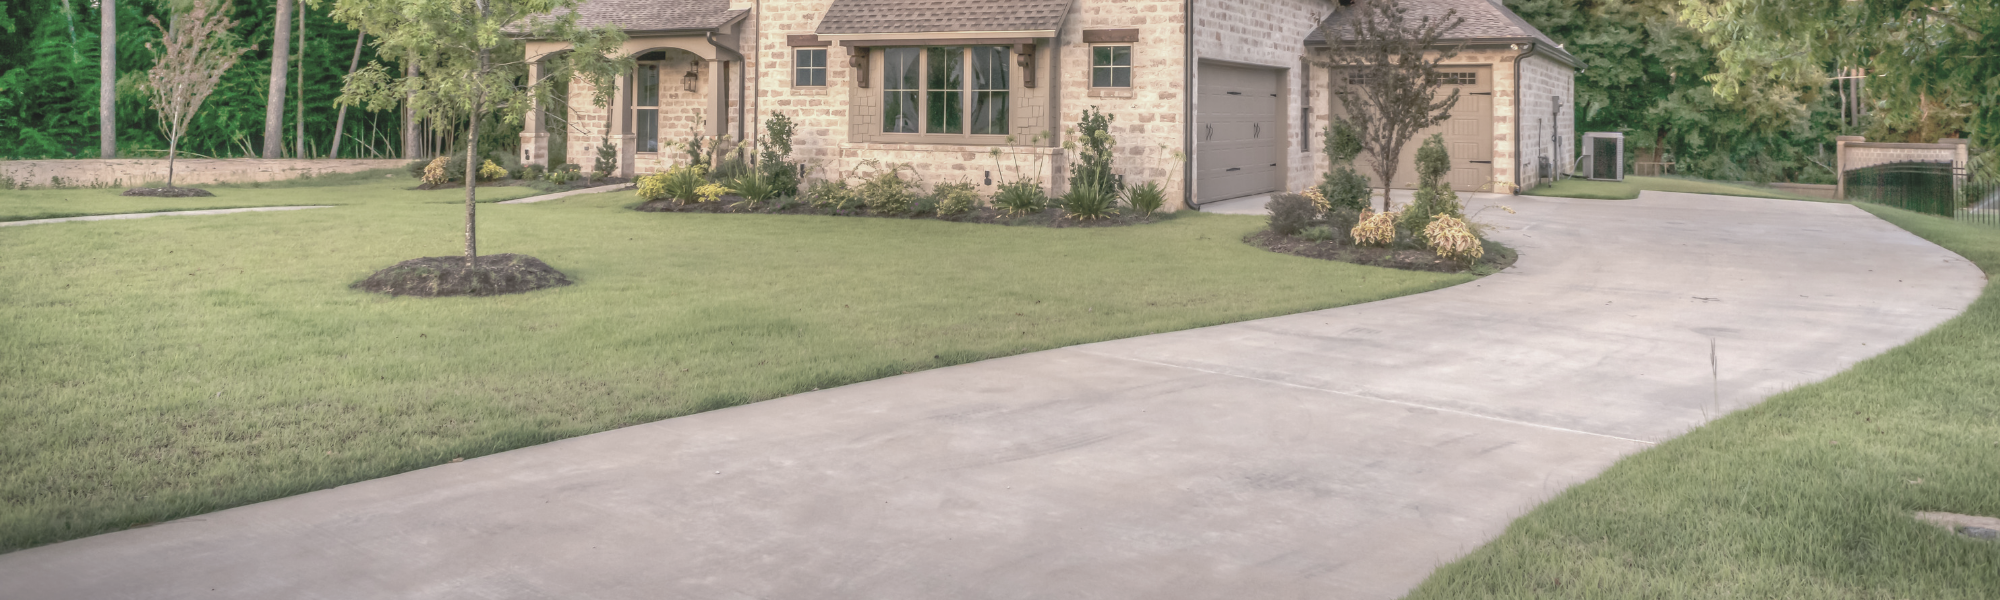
[881,46,1010,137]
[1092,45,1131,88]
[1435,71,1477,85]
[794,48,827,87]
[636,64,660,153]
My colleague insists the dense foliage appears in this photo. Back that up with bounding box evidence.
[0,0,416,159]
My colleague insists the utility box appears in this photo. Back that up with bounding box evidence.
[1581,132,1625,181]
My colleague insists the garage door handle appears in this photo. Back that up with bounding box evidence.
[1227,91,1242,95]
[1205,124,1213,140]
[1468,160,1492,164]
[1226,167,1242,172]
[1253,123,1260,138]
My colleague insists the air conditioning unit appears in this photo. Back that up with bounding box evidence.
[1581,132,1624,181]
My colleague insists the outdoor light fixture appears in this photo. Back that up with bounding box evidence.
[682,63,700,93]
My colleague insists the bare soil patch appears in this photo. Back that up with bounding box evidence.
[1246,229,1517,274]
[353,254,573,297]
[634,196,1165,228]
[121,187,215,197]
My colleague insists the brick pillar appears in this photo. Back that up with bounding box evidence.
[610,72,637,178]
[1835,135,1863,200]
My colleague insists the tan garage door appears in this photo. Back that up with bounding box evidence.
[1347,66,1493,193]
[1196,63,1283,203]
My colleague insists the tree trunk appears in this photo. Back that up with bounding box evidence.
[99,0,115,158]
[464,97,480,267]
[330,31,365,158]
[262,0,291,158]
[294,4,305,158]
[403,60,420,159]
[167,136,178,188]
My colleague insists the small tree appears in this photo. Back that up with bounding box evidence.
[334,0,628,269]
[1318,119,1371,211]
[142,0,251,189]
[1315,0,1466,211]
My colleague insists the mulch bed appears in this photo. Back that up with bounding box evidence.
[412,177,633,192]
[633,196,1164,228]
[353,254,573,297]
[1246,229,1518,274]
[121,187,215,197]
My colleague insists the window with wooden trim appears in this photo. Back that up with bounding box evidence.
[880,46,1010,137]
[794,48,827,87]
[636,64,660,152]
[1091,45,1132,88]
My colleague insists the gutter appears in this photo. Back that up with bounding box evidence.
[1182,0,1197,210]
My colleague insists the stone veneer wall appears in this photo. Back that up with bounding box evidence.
[1193,0,1335,197]
[1307,45,1527,194]
[1515,52,1574,190]
[1,159,408,189]
[1061,0,1195,204]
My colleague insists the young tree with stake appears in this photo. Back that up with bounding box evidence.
[141,0,251,190]
[1314,0,1466,211]
[333,0,627,272]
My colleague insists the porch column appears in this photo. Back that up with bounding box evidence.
[520,61,550,167]
[610,71,637,178]
[706,59,728,139]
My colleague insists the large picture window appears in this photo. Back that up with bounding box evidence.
[636,64,660,152]
[881,46,1010,138]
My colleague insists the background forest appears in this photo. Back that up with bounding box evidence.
[0,0,1988,183]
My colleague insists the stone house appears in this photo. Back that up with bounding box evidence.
[519,0,1577,209]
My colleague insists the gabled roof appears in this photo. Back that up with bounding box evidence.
[1307,0,1577,66]
[815,0,1072,36]
[547,0,747,34]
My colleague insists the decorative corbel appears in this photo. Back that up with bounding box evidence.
[849,46,871,89]
[1014,43,1036,88]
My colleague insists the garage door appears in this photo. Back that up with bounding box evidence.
[1346,66,1493,192]
[1196,63,1283,203]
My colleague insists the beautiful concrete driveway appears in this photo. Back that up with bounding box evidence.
[1,192,1984,599]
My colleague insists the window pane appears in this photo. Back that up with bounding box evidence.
[809,49,827,68]
[1094,46,1111,67]
[795,66,811,87]
[972,91,1009,135]
[927,90,962,133]
[927,47,962,91]
[926,47,963,134]
[1112,46,1131,67]
[884,91,919,133]
[637,65,659,107]
[637,108,658,153]
[971,46,1008,90]
[809,68,826,87]
[1112,66,1130,88]
[1093,67,1111,88]
[885,48,920,91]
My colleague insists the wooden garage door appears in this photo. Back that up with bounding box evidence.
[1196,63,1283,203]
[1349,66,1493,192]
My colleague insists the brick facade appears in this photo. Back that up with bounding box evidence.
[1514,52,1574,190]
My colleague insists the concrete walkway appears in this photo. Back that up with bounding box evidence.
[0,205,332,227]
[496,182,630,204]
[0,193,1984,599]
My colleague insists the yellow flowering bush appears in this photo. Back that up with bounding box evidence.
[696,183,733,203]
[1300,187,1330,214]
[420,156,450,186]
[1351,209,1398,247]
[1424,213,1484,266]
[635,173,670,201]
[478,160,509,181]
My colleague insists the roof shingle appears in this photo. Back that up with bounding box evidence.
[815,0,1072,36]
[548,0,745,33]
[1307,0,1575,64]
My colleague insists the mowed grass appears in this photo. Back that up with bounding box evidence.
[0,176,1469,552]
[0,169,533,222]
[1526,175,1827,201]
[1405,203,2000,599]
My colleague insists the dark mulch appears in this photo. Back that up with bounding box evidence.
[634,196,1165,228]
[411,179,557,192]
[1246,229,1518,274]
[121,187,215,197]
[353,254,573,297]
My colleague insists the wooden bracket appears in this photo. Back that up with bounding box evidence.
[1014,43,1036,88]
[848,46,871,88]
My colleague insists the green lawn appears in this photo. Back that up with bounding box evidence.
[1525,175,1827,201]
[0,175,1469,552]
[1406,203,2000,599]
[0,169,536,222]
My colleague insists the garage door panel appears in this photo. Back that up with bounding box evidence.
[1196,63,1284,203]
[1336,66,1493,193]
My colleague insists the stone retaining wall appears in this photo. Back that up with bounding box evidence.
[1,159,408,189]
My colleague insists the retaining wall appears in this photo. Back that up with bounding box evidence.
[1,159,408,189]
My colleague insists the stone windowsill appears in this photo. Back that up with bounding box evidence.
[1087,88,1136,99]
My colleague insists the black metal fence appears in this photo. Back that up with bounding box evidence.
[1845,162,2000,227]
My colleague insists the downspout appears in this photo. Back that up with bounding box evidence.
[706,31,747,142]
[1510,42,1537,195]
[1181,0,1197,210]
[754,0,762,162]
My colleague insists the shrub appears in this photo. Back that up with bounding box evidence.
[806,179,862,212]
[1067,107,1120,195]
[547,165,579,185]
[1324,119,1363,164]
[635,173,671,201]
[1318,165,1372,211]
[696,183,732,204]
[931,181,981,217]
[1123,180,1167,217]
[656,165,706,204]
[1352,209,1398,246]
[404,160,429,179]
[592,140,618,180]
[521,164,547,181]
[478,160,509,181]
[1301,225,1338,242]
[1058,181,1120,220]
[1400,185,1465,245]
[443,149,469,182]
[712,152,751,182]
[421,156,451,186]
[1325,207,1362,243]
[1414,133,1451,188]
[859,171,917,214]
[728,170,783,208]
[993,179,1048,215]
[1424,213,1484,266]
[1266,192,1319,236]
[758,157,800,198]
[488,149,522,178]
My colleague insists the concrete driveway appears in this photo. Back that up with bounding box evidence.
[1,192,1984,599]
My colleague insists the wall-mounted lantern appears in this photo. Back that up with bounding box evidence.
[682,62,700,93]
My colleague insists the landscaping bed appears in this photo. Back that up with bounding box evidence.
[633,196,1168,228]
[1246,228,1516,273]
